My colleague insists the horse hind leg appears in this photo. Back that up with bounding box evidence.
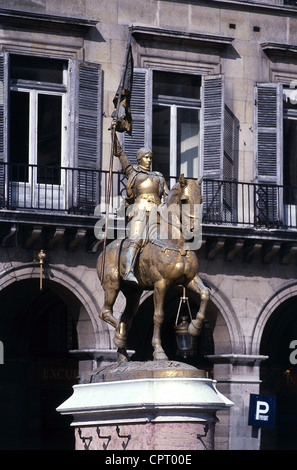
[186,276,210,337]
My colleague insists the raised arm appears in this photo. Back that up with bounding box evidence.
[113,133,134,177]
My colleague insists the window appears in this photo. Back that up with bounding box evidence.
[0,53,102,213]
[8,55,67,208]
[124,69,235,221]
[152,71,201,184]
[255,82,297,227]
[283,86,297,205]
[9,55,67,185]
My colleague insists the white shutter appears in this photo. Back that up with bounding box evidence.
[255,82,282,184]
[123,68,152,165]
[201,74,224,222]
[71,60,102,213]
[254,83,282,226]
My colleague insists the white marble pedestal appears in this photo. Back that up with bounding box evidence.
[57,361,233,450]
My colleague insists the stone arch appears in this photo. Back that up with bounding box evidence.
[199,275,246,354]
[251,280,297,355]
[0,262,109,350]
[135,276,245,356]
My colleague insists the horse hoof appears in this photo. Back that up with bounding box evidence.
[188,320,202,337]
[117,348,130,362]
[153,351,168,361]
[114,322,127,349]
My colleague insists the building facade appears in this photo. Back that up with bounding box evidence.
[0,0,296,450]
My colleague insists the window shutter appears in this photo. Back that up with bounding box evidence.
[0,53,8,206]
[123,68,152,165]
[223,105,238,223]
[255,83,282,226]
[201,74,224,222]
[72,60,102,213]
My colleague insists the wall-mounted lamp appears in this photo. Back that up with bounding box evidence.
[33,249,46,290]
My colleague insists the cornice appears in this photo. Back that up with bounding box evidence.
[0,8,98,35]
[190,0,297,15]
[132,25,234,49]
[261,41,297,58]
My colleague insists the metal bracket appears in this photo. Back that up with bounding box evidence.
[197,423,209,450]
[77,427,93,450]
[116,425,131,450]
[96,427,111,450]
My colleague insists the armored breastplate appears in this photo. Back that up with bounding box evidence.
[134,174,161,206]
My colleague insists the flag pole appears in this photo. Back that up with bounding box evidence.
[100,28,133,283]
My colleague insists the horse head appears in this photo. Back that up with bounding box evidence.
[164,175,203,249]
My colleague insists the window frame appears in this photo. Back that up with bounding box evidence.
[152,73,202,184]
[0,52,102,213]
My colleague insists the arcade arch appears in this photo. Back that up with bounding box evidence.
[126,279,245,368]
[0,264,106,450]
[251,282,297,450]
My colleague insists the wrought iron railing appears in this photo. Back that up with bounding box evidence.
[0,162,296,230]
[202,178,297,229]
[0,162,127,215]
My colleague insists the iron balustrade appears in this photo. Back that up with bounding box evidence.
[202,178,297,229]
[0,162,127,215]
[0,162,296,230]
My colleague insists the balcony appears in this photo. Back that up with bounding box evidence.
[0,163,296,258]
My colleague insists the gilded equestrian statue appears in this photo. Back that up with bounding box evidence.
[97,136,210,361]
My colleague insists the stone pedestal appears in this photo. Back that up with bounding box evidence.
[57,361,233,451]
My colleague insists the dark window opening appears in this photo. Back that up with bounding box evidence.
[153,71,201,101]
[10,54,66,84]
[9,90,29,182]
[283,89,297,205]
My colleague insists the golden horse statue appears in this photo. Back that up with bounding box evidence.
[97,175,210,361]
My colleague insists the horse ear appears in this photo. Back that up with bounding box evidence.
[197,176,203,185]
[179,174,187,188]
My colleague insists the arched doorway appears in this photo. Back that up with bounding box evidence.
[0,279,79,450]
[260,295,297,450]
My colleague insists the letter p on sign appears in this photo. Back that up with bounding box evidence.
[248,394,276,428]
[255,401,269,421]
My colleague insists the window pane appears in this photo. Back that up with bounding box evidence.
[153,71,201,100]
[11,55,66,84]
[9,90,29,182]
[283,118,297,204]
[177,108,200,178]
[37,94,62,184]
[152,105,170,182]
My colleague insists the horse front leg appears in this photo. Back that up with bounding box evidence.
[99,286,121,344]
[116,288,143,361]
[152,281,168,360]
[186,275,210,337]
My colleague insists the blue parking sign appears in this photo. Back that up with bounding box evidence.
[248,394,276,428]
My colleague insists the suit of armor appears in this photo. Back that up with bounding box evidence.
[114,137,169,284]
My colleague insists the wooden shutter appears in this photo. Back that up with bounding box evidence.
[123,68,152,165]
[201,74,224,222]
[223,105,238,223]
[72,60,102,213]
[254,83,282,226]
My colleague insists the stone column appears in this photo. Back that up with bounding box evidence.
[207,354,268,450]
[57,360,233,451]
